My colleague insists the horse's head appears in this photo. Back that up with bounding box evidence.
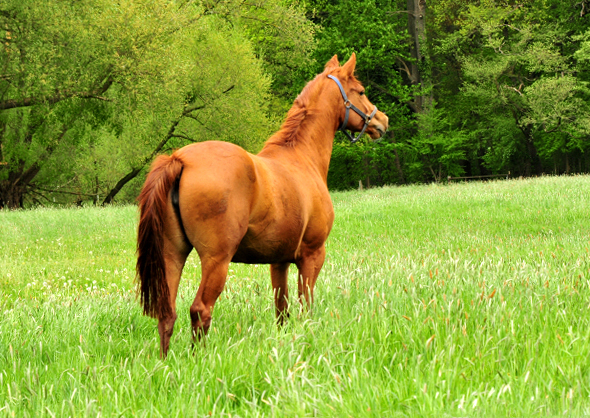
[324,53,389,142]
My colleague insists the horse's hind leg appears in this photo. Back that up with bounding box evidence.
[189,255,231,341]
[159,236,191,358]
[296,245,326,309]
[271,263,290,325]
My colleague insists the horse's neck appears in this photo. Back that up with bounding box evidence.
[259,96,340,181]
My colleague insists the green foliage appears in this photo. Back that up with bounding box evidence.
[2,0,590,200]
[237,0,317,115]
[373,0,589,185]
[328,139,405,190]
[305,0,413,116]
[409,103,468,181]
[0,0,316,207]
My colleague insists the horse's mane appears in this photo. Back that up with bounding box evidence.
[263,72,325,147]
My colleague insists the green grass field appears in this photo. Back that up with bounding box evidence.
[1,175,590,417]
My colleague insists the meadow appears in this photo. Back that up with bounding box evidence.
[1,175,590,417]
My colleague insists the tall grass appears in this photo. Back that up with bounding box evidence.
[1,176,589,417]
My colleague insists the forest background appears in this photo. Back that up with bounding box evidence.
[1,0,589,208]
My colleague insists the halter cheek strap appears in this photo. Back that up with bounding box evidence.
[327,74,378,143]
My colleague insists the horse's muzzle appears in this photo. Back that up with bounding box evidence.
[368,113,389,139]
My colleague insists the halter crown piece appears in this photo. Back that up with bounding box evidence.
[327,74,378,143]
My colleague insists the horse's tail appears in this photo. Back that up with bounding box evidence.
[136,154,184,319]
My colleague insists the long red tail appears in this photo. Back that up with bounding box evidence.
[136,154,184,319]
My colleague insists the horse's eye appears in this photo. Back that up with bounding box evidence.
[359,91,365,96]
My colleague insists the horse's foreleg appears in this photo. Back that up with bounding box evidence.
[271,263,290,325]
[296,246,326,310]
[190,257,230,341]
[158,243,190,358]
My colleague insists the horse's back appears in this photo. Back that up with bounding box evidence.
[176,141,255,184]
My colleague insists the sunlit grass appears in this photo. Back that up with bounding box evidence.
[1,175,590,416]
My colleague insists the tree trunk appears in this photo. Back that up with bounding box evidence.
[407,0,427,113]
[101,108,189,205]
[0,177,25,209]
[516,123,542,177]
[389,133,406,184]
[101,166,143,205]
[0,162,45,209]
[525,138,542,175]
[94,160,100,205]
[0,125,66,209]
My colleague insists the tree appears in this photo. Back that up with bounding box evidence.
[0,0,201,207]
[300,0,590,189]
[98,0,316,204]
[237,0,317,114]
[455,1,590,175]
[100,18,276,204]
[0,0,313,208]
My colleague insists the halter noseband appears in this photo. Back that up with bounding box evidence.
[327,74,378,143]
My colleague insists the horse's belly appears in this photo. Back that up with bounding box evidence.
[231,227,300,264]
[231,247,291,264]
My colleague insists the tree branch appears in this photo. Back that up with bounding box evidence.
[27,188,52,204]
[15,127,68,187]
[0,75,113,111]
[183,104,206,115]
[367,80,397,98]
[495,79,526,113]
[396,57,413,79]
[503,84,524,96]
[238,15,281,31]
[170,133,197,142]
[386,10,416,16]
[80,95,112,102]
[28,184,97,197]
[101,116,183,205]
[577,1,587,17]
[102,84,235,205]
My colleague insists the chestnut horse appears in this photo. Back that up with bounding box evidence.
[137,54,388,357]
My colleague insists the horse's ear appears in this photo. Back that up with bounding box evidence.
[341,53,357,78]
[324,55,340,71]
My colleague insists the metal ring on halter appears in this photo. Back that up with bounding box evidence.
[327,74,378,143]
